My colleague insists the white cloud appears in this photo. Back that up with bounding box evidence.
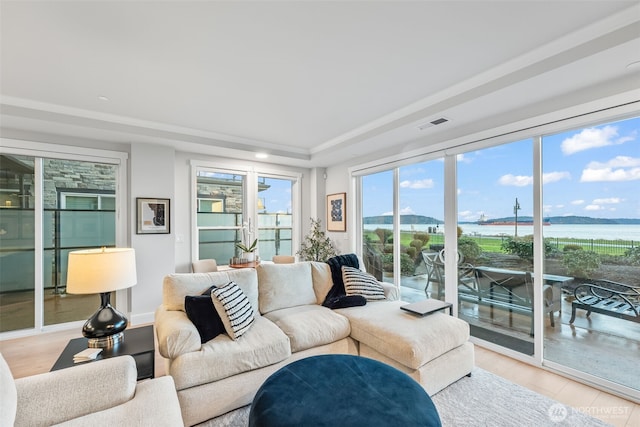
[498,174,532,186]
[400,179,434,189]
[561,126,635,155]
[399,206,416,215]
[571,199,584,205]
[542,171,571,184]
[585,204,604,211]
[581,156,640,182]
[456,153,472,164]
[381,211,393,216]
[592,197,622,204]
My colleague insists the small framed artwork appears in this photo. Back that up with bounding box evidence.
[326,192,346,232]
[136,198,170,234]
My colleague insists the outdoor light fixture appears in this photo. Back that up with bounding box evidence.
[66,247,137,348]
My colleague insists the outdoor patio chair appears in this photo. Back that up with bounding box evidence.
[423,249,477,299]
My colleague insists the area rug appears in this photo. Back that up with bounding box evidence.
[197,368,611,426]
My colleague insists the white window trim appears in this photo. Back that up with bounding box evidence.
[190,161,302,264]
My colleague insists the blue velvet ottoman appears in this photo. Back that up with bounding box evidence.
[249,354,442,427]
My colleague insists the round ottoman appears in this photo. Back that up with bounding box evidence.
[249,354,442,427]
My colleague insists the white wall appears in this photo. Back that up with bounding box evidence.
[129,143,176,324]
[128,147,313,323]
[324,165,353,255]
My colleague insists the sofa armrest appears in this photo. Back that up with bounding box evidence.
[381,282,400,301]
[155,305,202,359]
[14,356,137,426]
[56,376,184,427]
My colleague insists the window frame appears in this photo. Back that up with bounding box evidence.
[0,138,128,339]
[190,161,301,265]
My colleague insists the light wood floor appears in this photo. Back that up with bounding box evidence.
[0,325,638,426]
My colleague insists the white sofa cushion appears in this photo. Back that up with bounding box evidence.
[310,261,334,303]
[163,269,259,314]
[337,300,470,370]
[257,262,316,314]
[263,305,351,352]
[168,316,291,390]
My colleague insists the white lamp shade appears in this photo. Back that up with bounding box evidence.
[66,248,137,294]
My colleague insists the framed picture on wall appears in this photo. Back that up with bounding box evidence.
[326,192,346,232]
[136,197,170,234]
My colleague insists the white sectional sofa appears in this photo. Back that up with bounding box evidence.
[155,260,474,426]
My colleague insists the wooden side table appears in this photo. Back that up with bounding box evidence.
[229,261,260,268]
[51,325,155,380]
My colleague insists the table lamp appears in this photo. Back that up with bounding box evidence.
[66,247,137,348]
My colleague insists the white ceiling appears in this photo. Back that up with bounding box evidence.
[1,1,639,167]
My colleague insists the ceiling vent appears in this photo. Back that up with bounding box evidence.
[417,117,449,130]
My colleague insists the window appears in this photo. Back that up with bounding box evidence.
[257,175,294,260]
[541,116,639,392]
[457,139,535,355]
[193,165,300,264]
[354,110,640,400]
[195,171,245,262]
[0,147,126,334]
[361,170,395,283]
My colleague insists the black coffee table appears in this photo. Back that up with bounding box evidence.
[51,325,155,380]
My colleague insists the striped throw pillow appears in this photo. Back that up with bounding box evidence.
[210,281,255,340]
[341,266,386,301]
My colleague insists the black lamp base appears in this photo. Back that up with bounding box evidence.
[87,332,124,348]
[82,292,128,348]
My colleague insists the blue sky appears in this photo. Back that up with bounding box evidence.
[260,177,292,214]
[362,116,640,221]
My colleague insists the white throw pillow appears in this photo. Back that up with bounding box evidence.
[341,266,386,301]
[210,281,255,340]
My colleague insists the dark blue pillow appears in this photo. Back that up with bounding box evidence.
[185,286,225,343]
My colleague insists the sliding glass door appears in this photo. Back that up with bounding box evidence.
[0,154,35,332]
[541,116,640,392]
[398,160,445,302]
[0,150,122,334]
[361,171,394,283]
[355,112,639,400]
[457,139,537,355]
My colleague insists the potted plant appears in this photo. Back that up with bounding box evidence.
[236,238,258,262]
[297,218,338,262]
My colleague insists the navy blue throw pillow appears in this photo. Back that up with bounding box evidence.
[185,286,226,343]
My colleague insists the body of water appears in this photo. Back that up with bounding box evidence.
[364,223,640,241]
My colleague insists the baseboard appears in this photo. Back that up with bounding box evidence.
[130,312,155,326]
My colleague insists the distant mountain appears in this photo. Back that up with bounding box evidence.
[365,214,640,225]
[363,215,442,225]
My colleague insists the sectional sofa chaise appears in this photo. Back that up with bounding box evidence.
[155,260,474,426]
